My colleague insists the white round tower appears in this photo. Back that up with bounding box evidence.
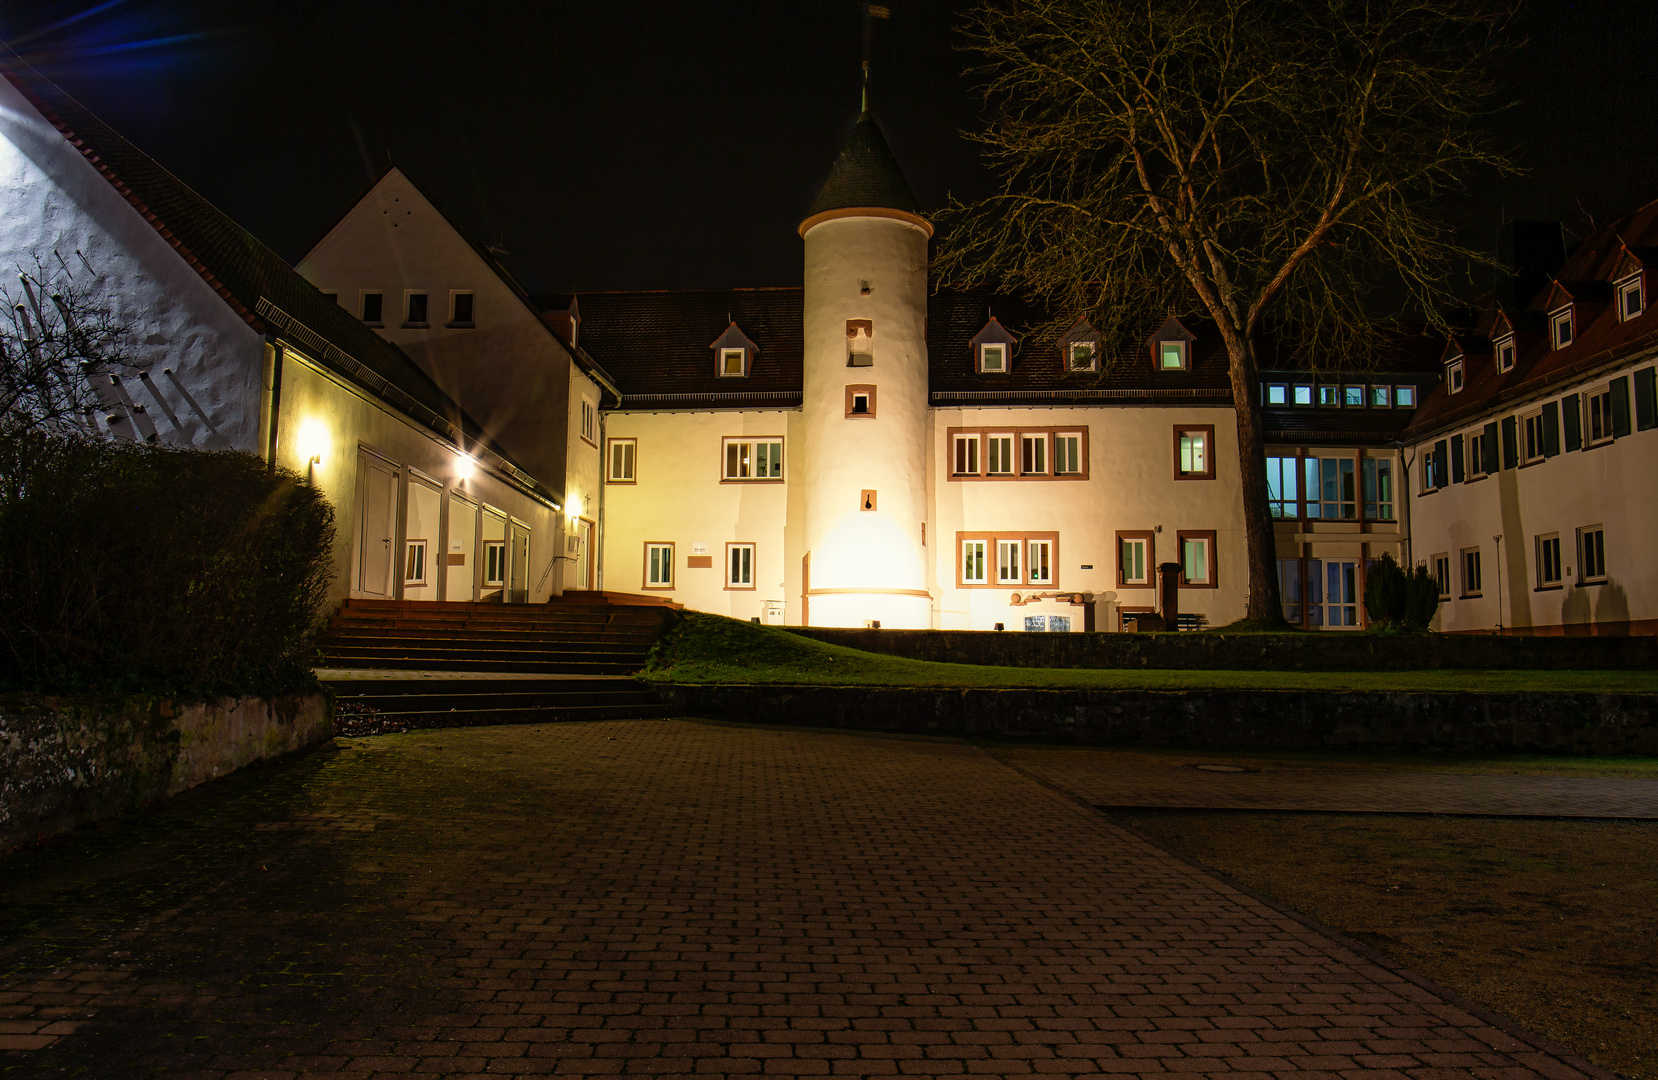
[799,112,933,629]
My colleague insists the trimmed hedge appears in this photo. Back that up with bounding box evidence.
[0,434,335,697]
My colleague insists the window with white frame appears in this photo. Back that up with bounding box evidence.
[403,539,428,586]
[722,438,784,480]
[450,290,475,325]
[980,343,1008,373]
[1536,533,1562,589]
[1551,308,1574,349]
[1306,456,1356,520]
[1363,456,1393,520]
[719,347,746,376]
[1179,532,1214,586]
[1157,340,1188,370]
[1371,385,1391,408]
[1447,360,1464,393]
[607,438,636,483]
[1067,340,1096,371]
[1344,385,1366,407]
[645,542,674,589]
[726,543,755,589]
[1119,534,1151,586]
[1522,409,1546,464]
[961,539,988,584]
[1294,384,1313,406]
[1266,455,1299,518]
[1431,553,1451,598]
[1579,525,1606,583]
[580,398,597,444]
[952,433,980,476]
[1265,383,1289,406]
[484,541,507,586]
[1176,427,1212,479]
[986,434,1015,475]
[1461,547,1482,597]
[1587,385,1614,445]
[1020,433,1047,475]
[996,539,1022,584]
[1027,539,1052,584]
[1495,337,1516,372]
[1053,433,1083,475]
[1396,385,1417,407]
[1619,276,1645,321]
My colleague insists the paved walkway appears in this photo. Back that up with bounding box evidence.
[997,751,1658,818]
[0,720,1611,1078]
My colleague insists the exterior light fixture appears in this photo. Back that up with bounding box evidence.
[296,418,328,480]
[568,495,582,522]
[454,453,476,482]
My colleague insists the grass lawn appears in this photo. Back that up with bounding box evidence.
[1116,809,1658,1080]
[642,611,1658,693]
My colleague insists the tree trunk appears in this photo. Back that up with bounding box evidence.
[1223,337,1288,625]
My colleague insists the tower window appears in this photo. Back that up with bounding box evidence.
[845,384,876,418]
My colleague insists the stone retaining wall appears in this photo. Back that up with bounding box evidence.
[658,683,1658,755]
[1,692,332,853]
[785,627,1657,671]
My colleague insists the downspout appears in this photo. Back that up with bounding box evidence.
[596,407,607,592]
[265,335,284,471]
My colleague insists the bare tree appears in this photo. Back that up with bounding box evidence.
[937,0,1518,625]
[0,256,136,438]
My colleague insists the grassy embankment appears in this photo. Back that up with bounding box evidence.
[640,610,1658,693]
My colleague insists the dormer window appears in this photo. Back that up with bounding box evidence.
[969,316,1018,375]
[1157,341,1187,370]
[1619,275,1645,321]
[980,343,1008,373]
[1057,318,1101,372]
[709,322,760,378]
[1147,316,1195,372]
[1550,308,1574,350]
[1067,341,1096,371]
[1494,336,1516,372]
[1447,359,1464,393]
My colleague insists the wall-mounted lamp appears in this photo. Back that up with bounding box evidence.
[454,453,476,483]
[567,494,583,522]
[296,418,328,480]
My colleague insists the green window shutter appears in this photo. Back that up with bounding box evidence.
[1563,394,1582,450]
[1483,422,1500,472]
[1541,400,1560,457]
[1611,376,1632,437]
[1501,415,1518,469]
[1432,439,1447,488]
[1450,434,1465,483]
[1633,368,1656,431]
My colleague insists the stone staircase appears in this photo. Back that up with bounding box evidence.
[317,596,678,732]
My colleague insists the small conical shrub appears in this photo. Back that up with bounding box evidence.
[1363,553,1409,629]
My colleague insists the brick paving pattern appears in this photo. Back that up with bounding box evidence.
[0,719,1612,1078]
[997,751,1658,818]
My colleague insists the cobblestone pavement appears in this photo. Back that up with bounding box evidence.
[995,750,1658,818]
[0,719,1613,1078]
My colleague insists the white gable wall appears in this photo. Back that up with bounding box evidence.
[297,168,574,496]
[0,77,262,450]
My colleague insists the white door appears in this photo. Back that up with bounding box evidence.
[509,527,530,603]
[356,456,398,598]
[446,496,477,602]
[1319,560,1361,628]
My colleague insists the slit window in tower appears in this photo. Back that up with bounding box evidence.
[847,320,874,367]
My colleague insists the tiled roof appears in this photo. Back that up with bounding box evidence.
[804,112,922,221]
[1407,196,1658,438]
[0,50,553,496]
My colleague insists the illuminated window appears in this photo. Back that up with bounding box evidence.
[1293,384,1313,406]
[1157,340,1187,370]
[1265,383,1289,406]
[980,343,1008,373]
[1175,427,1213,479]
[1396,385,1417,407]
[1370,385,1391,408]
[1344,385,1366,407]
[722,438,784,481]
[719,348,746,377]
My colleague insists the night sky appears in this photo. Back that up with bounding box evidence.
[4,0,1657,296]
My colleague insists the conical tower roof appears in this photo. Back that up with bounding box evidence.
[805,111,922,220]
